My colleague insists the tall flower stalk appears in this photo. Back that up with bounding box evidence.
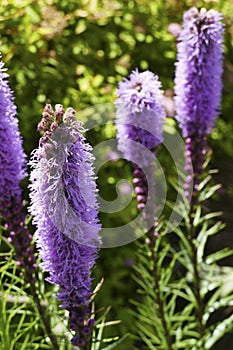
[0,54,36,279]
[174,7,224,345]
[115,69,171,347]
[29,104,101,348]
[115,69,165,224]
[174,7,224,201]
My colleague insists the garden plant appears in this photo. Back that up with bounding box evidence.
[0,1,233,350]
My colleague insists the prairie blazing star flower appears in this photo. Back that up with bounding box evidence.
[115,69,165,232]
[0,55,36,276]
[29,104,101,347]
[0,56,26,217]
[115,69,165,167]
[174,7,224,138]
[174,8,224,198]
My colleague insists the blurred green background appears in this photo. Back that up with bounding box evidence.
[0,0,232,348]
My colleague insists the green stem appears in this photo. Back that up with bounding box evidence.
[83,340,91,350]
[189,206,205,346]
[82,333,92,350]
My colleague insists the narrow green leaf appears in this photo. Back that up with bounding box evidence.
[193,205,202,227]
[205,248,233,265]
[100,334,129,350]
[198,175,212,191]
[205,313,233,349]
[202,211,223,221]
[94,307,110,350]
[136,321,162,344]
[157,243,171,269]
[197,221,224,263]
[167,283,196,303]
[170,315,195,323]
[173,227,192,255]
[12,332,30,350]
[96,320,121,328]
[199,184,222,201]
[175,339,197,349]
[137,330,160,350]
[201,279,223,301]
[132,274,153,296]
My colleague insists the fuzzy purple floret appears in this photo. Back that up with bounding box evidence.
[174,7,224,137]
[115,69,165,166]
[0,56,26,212]
[35,216,98,309]
[29,105,101,344]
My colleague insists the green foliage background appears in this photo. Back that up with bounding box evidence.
[0,0,232,348]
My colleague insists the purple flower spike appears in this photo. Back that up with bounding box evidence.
[174,7,224,138]
[29,104,101,346]
[115,69,165,232]
[0,54,36,277]
[174,8,224,199]
[0,55,26,218]
[115,69,165,167]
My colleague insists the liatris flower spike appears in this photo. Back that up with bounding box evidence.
[174,7,223,138]
[29,104,101,347]
[115,69,165,224]
[0,54,36,277]
[115,68,165,167]
[174,8,224,196]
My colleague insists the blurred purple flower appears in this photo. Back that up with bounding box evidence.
[0,55,36,276]
[174,7,224,138]
[168,23,181,37]
[124,258,135,268]
[0,55,26,218]
[29,104,101,346]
